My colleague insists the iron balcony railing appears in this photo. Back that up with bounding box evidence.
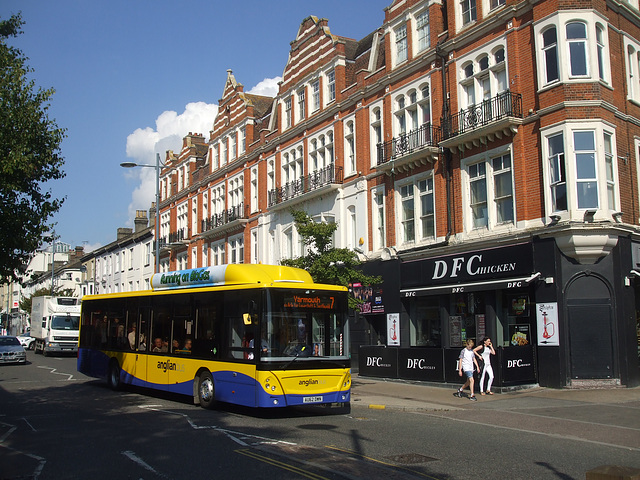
[201,203,245,233]
[377,123,440,166]
[268,164,343,207]
[442,90,522,140]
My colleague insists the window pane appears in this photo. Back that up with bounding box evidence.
[494,170,512,198]
[470,177,487,203]
[577,182,598,208]
[576,153,596,179]
[566,22,586,39]
[569,42,587,76]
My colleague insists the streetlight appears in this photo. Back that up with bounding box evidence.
[120,153,164,274]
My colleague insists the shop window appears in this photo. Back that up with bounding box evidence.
[449,292,486,347]
[410,298,441,347]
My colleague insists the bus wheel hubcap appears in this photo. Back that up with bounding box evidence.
[200,378,213,401]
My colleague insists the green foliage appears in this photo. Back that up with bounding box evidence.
[19,286,76,314]
[281,210,382,309]
[0,14,66,284]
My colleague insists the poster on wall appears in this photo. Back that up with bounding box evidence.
[509,294,529,317]
[536,302,559,346]
[476,314,486,340]
[509,324,530,346]
[352,283,384,314]
[449,316,462,347]
[387,313,400,346]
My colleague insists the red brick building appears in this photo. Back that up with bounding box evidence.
[157,0,640,388]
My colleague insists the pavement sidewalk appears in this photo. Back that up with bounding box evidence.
[350,374,640,411]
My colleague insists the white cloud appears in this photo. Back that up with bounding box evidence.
[247,76,282,97]
[123,102,218,225]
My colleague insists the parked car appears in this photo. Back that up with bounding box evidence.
[0,336,27,364]
[17,333,35,350]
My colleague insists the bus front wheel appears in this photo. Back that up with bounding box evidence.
[107,361,122,391]
[198,371,216,409]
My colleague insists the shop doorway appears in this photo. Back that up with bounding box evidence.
[566,275,614,379]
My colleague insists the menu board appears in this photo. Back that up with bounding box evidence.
[449,316,462,347]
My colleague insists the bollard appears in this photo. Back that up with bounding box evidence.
[586,465,640,480]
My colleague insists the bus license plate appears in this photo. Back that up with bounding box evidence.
[303,396,323,404]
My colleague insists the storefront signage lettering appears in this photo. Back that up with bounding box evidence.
[507,359,531,368]
[366,356,391,368]
[401,243,533,290]
[432,254,516,280]
[406,358,436,370]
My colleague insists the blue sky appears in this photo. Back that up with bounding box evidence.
[1,0,390,253]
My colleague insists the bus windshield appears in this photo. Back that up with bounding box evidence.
[261,289,347,360]
[52,315,80,330]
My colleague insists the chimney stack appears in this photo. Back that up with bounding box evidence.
[134,210,149,232]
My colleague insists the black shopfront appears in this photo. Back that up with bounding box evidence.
[356,233,640,389]
[358,243,538,388]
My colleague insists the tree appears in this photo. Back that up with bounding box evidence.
[19,286,76,315]
[0,14,66,284]
[281,210,381,308]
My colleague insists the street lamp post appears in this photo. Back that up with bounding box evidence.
[120,153,163,274]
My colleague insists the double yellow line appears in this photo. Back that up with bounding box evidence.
[235,448,329,480]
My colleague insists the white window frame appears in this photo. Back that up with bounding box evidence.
[395,173,436,246]
[311,80,320,112]
[371,186,386,251]
[370,103,384,168]
[534,12,611,90]
[395,23,408,65]
[239,126,246,155]
[457,39,508,112]
[250,167,258,213]
[297,87,306,121]
[344,117,356,176]
[458,0,477,30]
[251,228,259,264]
[541,121,620,221]
[461,146,515,233]
[229,234,244,264]
[228,173,243,210]
[191,197,198,235]
[624,34,640,104]
[177,201,188,238]
[284,96,292,129]
[415,9,430,53]
[308,129,334,173]
[211,241,225,266]
[326,70,336,104]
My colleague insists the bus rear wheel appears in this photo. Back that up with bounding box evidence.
[198,371,216,409]
[107,361,122,391]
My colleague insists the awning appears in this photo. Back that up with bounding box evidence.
[400,275,536,297]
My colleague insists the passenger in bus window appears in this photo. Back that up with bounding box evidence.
[152,337,167,353]
[99,316,108,347]
[172,339,181,352]
[183,338,192,352]
[128,324,137,349]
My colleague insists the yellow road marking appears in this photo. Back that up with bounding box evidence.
[235,448,330,480]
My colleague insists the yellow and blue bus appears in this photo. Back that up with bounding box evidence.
[77,264,351,409]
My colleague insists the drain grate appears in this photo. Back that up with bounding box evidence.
[385,453,438,465]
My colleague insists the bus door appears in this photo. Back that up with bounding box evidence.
[214,301,258,406]
[122,305,149,386]
[167,317,194,394]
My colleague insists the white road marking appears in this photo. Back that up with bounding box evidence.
[122,450,169,478]
[37,365,75,381]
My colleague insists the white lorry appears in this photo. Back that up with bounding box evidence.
[31,296,81,356]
